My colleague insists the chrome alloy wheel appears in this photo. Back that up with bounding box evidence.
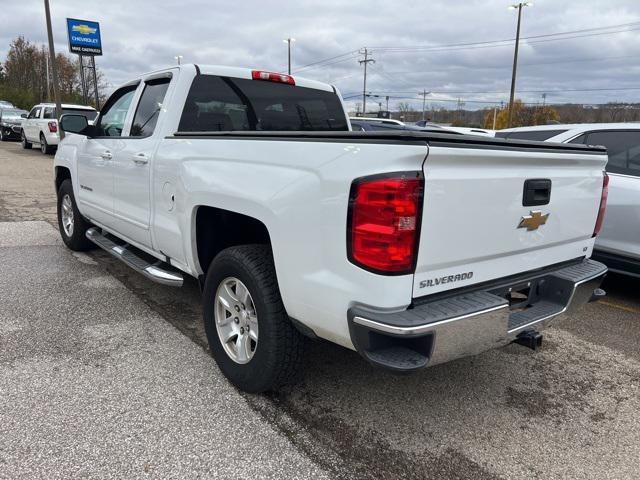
[214,277,259,364]
[61,194,74,237]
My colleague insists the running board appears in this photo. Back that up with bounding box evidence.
[86,228,183,287]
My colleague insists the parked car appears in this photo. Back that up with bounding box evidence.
[350,119,443,132]
[443,126,495,137]
[55,64,608,392]
[497,123,640,277]
[21,103,97,154]
[0,100,15,109]
[349,116,405,126]
[0,108,28,141]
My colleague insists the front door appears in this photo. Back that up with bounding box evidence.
[76,85,138,228]
[112,75,172,247]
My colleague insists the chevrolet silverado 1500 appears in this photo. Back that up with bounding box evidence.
[54,64,609,392]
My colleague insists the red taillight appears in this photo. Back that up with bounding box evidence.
[593,172,609,237]
[251,70,295,85]
[48,121,58,133]
[348,173,423,274]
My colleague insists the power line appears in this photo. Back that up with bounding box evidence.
[368,21,640,52]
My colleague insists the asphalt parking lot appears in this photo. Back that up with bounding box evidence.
[1,140,639,479]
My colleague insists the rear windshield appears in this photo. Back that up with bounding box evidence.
[178,75,348,132]
[43,107,98,121]
[495,129,567,141]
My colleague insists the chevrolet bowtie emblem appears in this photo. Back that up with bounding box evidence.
[518,210,550,231]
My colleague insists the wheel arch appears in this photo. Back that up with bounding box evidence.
[54,166,72,193]
[194,205,273,275]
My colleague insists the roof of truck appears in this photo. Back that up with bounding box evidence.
[130,64,336,94]
[36,103,96,110]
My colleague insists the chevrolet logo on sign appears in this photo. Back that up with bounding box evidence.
[518,210,550,231]
[72,24,97,35]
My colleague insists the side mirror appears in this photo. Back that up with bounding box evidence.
[21,113,27,118]
[60,114,90,136]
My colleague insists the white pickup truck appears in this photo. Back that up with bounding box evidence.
[55,64,609,392]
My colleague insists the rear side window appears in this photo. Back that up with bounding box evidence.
[178,75,348,132]
[43,107,55,119]
[584,130,640,176]
[131,78,171,137]
[497,129,568,141]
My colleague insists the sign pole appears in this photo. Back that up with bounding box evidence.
[90,56,99,109]
[78,54,87,104]
[44,0,64,139]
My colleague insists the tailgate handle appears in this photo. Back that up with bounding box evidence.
[523,179,551,206]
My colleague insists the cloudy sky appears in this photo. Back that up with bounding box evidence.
[2,0,640,111]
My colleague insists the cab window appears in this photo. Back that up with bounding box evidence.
[130,77,171,137]
[95,85,137,137]
[583,130,640,176]
[28,107,41,119]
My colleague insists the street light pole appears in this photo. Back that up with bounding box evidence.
[358,48,375,116]
[418,89,430,122]
[43,0,64,139]
[283,38,295,74]
[507,2,532,128]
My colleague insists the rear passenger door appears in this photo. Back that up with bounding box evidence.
[111,73,173,248]
[581,130,640,258]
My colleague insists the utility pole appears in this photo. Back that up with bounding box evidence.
[418,89,430,122]
[359,48,375,116]
[284,38,295,74]
[507,2,532,128]
[174,55,183,65]
[385,96,389,112]
[492,107,498,130]
[44,0,64,139]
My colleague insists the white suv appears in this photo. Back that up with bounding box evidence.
[496,124,640,277]
[21,103,97,154]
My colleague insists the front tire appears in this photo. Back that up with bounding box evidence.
[203,245,304,393]
[21,131,32,149]
[0,129,5,141]
[57,179,93,251]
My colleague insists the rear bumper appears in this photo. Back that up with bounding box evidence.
[348,259,607,372]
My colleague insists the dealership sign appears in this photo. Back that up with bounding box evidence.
[66,18,102,56]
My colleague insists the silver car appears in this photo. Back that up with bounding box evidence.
[497,123,640,277]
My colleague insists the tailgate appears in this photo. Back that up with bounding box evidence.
[413,142,608,298]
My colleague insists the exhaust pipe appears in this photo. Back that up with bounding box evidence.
[515,330,543,350]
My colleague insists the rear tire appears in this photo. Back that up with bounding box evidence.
[0,129,5,141]
[40,134,54,154]
[57,179,93,251]
[203,245,305,393]
[21,131,31,149]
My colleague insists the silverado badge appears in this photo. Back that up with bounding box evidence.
[518,210,549,231]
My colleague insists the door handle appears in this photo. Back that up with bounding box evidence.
[132,153,149,165]
[100,151,113,160]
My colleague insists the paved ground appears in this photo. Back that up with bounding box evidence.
[1,140,639,479]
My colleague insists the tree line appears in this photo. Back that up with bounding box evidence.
[0,36,106,111]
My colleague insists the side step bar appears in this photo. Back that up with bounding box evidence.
[86,228,183,287]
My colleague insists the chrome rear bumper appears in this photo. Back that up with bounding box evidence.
[348,259,607,371]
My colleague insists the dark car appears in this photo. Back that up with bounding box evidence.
[0,108,28,141]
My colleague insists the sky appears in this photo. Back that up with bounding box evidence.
[2,0,640,112]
